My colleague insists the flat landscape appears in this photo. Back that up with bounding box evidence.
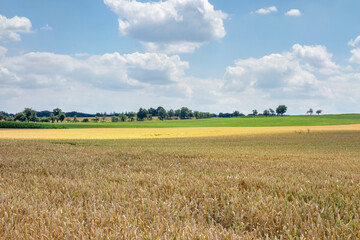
[1,114,360,129]
[1,116,360,239]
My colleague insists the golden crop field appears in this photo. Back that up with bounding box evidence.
[1,129,360,239]
[1,124,360,140]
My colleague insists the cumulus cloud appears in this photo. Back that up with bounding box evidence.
[104,0,227,53]
[291,44,339,74]
[349,48,360,65]
[0,14,32,42]
[0,50,189,90]
[223,44,338,99]
[285,9,301,16]
[348,35,360,47]
[254,6,277,14]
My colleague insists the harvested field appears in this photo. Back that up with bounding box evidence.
[1,124,360,140]
[1,131,360,239]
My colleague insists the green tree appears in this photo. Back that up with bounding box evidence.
[263,109,270,116]
[307,108,313,115]
[168,109,175,119]
[53,108,65,123]
[233,111,240,117]
[157,107,167,121]
[15,112,27,122]
[269,108,275,116]
[316,109,322,115]
[91,117,100,122]
[252,109,258,117]
[23,108,37,122]
[49,113,56,123]
[148,108,157,117]
[119,113,128,122]
[128,112,136,121]
[276,105,287,116]
[59,113,66,122]
[0,112,5,121]
[137,108,148,121]
[111,116,119,122]
[180,107,190,119]
[174,109,181,118]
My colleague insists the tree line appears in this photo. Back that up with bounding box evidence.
[0,105,323,123]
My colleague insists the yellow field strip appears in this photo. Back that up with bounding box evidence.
[0,124,360,140]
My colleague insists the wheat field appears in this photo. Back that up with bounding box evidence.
[1,124,360,140]
[1,129,360,239]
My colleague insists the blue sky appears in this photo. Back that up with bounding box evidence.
[0,0,360,114]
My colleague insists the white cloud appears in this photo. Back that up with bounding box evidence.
[223,44,338,99]
[254,6,277,15]
[348,35,360,47]
[0,50,189,90]
[349,48,360,65]
[104,0,227,53]
[0,14,32,42]
[285,9,301,16]
[291,44,339,74]
[40,24,52,31]
[0,46,7,58]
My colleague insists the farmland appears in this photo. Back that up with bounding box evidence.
[1,129,360,239]
[1,114,360,129]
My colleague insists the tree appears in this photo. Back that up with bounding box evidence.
[0,113,4,121]
[263,109,270,116]
[23,108,37,122]
[307,108,313,115]
[174,109,181,118]
[73,115,79,122]
[91,117,100,122]
[15,112,26,122]
[49,113,56,123]
[157,107,167,121]
[59,113,66,122]
[119,113,127,122]
[276,105,287,116]
[252,109,258,117]
[180,107,190,119]
[53,108,65,123]
[148,108,157,117]
[316,109,322,115]
[147,114,153,121]
[128,112,136,121]
[137,108,148,121]
[111,116,119,122]
[194,111,200,119]
[269,108,275,116]
[168,109,175,119]
[233,111,240,117]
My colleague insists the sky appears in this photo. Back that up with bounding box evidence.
[0,0,360,114]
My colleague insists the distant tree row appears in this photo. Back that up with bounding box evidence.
[0,105,324,123]
[1,108,67,123]
[109,107,212,122]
